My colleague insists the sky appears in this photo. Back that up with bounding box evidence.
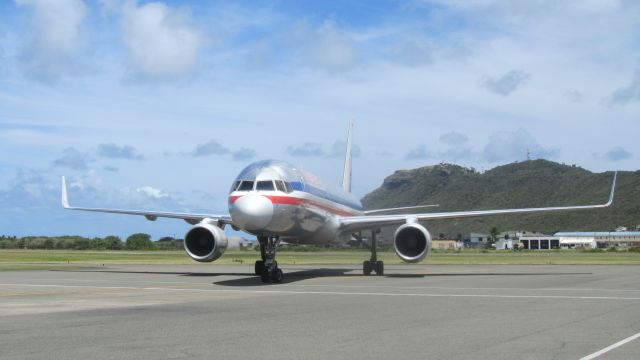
[0,0,638,239]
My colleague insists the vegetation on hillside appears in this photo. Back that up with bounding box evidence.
[362,160,639,240]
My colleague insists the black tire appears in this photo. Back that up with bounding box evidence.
[260,271,271,283]
[254,260,264,275]
[375,261,384,276]
[271,268,284,283]
[363,260,372,275]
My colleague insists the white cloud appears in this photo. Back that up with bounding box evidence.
[481,70,530,97]
[15,0,87,81]
[232,148,257,161]
[405,144,431,160]
[483,129,559,163]
[300,20,357,71]
[136,186,168,199]
[439,132,469,145]
[396,38,433,66]
[564,90,584,103]
[190,140,229,157]
[609,62,640,106]
[604,146,632,161]
[286,143,325,157]
[52,147,90,170]
[97,143,143,160]
[121,1,203,77]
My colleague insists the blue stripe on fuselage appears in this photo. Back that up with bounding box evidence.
[290,181,363,212]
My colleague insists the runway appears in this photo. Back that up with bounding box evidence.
[1,264,639,359]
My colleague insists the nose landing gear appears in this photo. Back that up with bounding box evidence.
[255,236,283,283]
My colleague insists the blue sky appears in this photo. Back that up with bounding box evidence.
[1,0,639,239]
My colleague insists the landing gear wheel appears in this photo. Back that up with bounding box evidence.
[254,260,264,275]
[257,236,283,284]
[363,229,383,276]
[271,268,284,283]
[260,271,271,283]
[374,261,384,276]
[363,260,373,275]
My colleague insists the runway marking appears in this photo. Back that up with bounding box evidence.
[579,331,640,360]
[287,284,640,293]
[2,283,640,301]
[15,278,640,293]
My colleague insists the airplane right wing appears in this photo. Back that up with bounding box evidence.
[363,204,439,215]
[61,176,233,226]
[340,172,617,233]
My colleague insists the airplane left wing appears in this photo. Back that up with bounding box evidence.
[61,176,232,226]
[340,172,617,233]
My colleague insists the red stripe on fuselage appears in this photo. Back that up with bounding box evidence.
[228,194,359,217]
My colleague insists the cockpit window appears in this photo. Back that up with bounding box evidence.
[230,180,241,192]
[284,181,293,193]
[238,180,254,191]
[275,180,286,192]
[256,180,275,191]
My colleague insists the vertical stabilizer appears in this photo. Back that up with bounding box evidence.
[342,120,354,193]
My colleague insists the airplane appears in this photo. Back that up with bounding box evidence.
[61,122,617,283]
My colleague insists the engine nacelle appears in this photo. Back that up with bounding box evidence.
[393,222,432,263]
[184,221,228,262]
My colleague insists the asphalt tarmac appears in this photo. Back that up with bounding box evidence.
[1,264,639,360]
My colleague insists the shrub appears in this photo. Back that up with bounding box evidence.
[126,233,153,250]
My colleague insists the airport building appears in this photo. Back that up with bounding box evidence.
[499,232,640,250]
[468,233,490,247]
[492,231,547,250]
[518,235,561,250]
[432,239,463,250]
[554,232,640,248]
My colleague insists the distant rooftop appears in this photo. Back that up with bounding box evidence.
[554,232,640,237]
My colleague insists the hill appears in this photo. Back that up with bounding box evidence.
[361,160,640,240]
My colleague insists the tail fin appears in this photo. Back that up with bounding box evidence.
[342,120,354,193]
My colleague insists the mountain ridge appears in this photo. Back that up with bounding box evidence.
[361,160,639,239]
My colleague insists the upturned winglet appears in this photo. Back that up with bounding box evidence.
[605,171,617,207]
[61,176,70,208]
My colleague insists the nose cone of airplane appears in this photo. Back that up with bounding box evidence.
[230,194,274,231]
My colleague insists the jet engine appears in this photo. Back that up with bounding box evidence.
[393,222,432,263]
[184,221,228,262]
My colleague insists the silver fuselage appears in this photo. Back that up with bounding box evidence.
[228,160,363,244]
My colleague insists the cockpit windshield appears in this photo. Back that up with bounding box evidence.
[256,180,275,191]
[238,180,254,191]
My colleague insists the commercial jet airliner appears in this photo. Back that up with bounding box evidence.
[62,122,617,283]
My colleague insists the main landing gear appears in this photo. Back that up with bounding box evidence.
[363,229,384,276]
[255,236,283,283]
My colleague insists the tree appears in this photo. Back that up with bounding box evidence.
[126,233,153,250]
[489,227,500,244]
[74,238,91,250]
[103,236,123,250]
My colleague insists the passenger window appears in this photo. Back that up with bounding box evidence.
[238,180,254,191]
[256,180,275,191]
[275,180,286,192]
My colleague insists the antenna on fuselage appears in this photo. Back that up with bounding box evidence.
[342,120,354,193]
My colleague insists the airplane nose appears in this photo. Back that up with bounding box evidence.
[231,194,274,231]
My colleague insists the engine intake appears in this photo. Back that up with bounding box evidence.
[184,221,228,262]
[393,222,432,263]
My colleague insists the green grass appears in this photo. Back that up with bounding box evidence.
[1,249,639,270]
